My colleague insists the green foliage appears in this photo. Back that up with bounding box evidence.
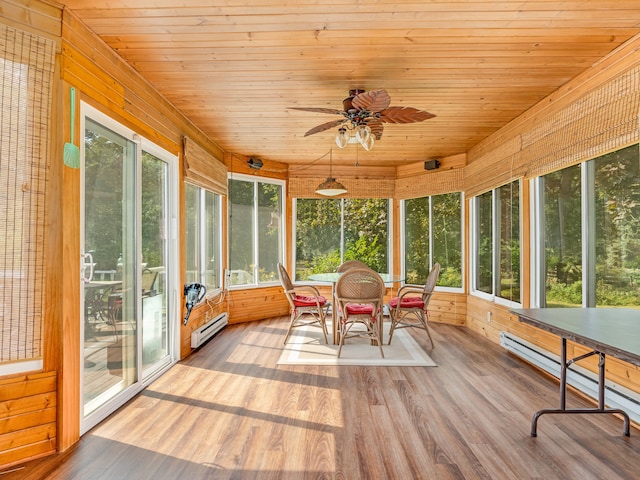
[438,266,462,288]
[546,280,583,307]
[295,198,389,278]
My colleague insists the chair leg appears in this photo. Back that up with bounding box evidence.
[283,310,299,344]
[372,317,385,358]
[421,311,434,348]
[387,310,397,345]
[337,320,347,358]
[319,310,328,344]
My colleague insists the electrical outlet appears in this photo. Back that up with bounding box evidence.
[487,311,492,322]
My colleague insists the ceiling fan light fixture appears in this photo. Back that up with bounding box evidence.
[362,135,375,151]
[290,89,435,154]
[355,124,371,144]
[335,127,349,148]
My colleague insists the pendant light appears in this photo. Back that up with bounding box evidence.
[315,148,347,196]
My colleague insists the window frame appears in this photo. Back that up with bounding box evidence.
[227,173,285,289]
[399,192,465,293]
[184,183,223,296]
[532,143,640,309]
[470,180,522,307]
[292,197,393,281]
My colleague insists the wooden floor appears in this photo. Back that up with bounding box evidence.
[5,317,640,480]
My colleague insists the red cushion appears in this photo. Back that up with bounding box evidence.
[345,304,374,315]
[293,294,326,307]
[389,296,424,309]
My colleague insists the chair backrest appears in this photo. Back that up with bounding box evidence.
[337,259,369,272]
[277,262,294,291]
[422,263,441,304]
[335,267,385,312]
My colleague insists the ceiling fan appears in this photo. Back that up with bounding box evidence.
[289,89,435,150]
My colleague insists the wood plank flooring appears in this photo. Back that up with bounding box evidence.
[4,317,640,480]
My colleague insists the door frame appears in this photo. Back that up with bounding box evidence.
[79,102,180,434]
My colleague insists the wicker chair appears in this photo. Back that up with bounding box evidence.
[334,268,385,358]
[277,263,330,344]
[387,263,440,347]
[337,259,369,272]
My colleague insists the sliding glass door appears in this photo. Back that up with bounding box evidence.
[81,104,177,432]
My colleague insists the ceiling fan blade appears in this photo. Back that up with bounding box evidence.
[303,118,347,136]
[379,106,436,124]
[365,118,384,140]
[289,107,344,115]
[351,89,391,113]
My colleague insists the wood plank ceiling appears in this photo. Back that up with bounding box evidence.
[60,1,640,169]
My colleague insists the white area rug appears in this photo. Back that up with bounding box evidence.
[277,321,437,367]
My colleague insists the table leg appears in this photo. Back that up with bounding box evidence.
[331,282,339,345]
[530,337,630,437]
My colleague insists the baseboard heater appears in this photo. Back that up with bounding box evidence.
[191,312,228,348]
[500,331,640,425]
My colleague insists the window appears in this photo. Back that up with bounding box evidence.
[403,192,463,288]
[471,180,521,304]
[539,165,582,307]
[228,175,284,287]
[295,198,390,280]
[185,184,222,292]
[538,144,640,308]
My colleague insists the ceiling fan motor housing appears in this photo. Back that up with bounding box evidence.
[343,89,365,112]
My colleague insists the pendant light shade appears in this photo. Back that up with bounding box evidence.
[315,177,347,196]
[316,148,347,196]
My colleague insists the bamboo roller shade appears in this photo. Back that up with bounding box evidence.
[183,136,228,195]
[288,177,395,199]
[465,64,640,197]
[0,24,55,363]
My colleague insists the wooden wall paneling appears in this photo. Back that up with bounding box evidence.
[1,0,62,40]
[44,40,63,374]
[429,293,466,326]
[227,153,289,181]
[396,153,467,179]
[226,287,290,325]
[0,372,57,468]
[59,110,81,451]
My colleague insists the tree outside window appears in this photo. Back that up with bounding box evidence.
[472,181,521,304]
[295,198,389,280]
[404,192,462,287]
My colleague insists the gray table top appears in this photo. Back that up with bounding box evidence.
[510,308,640,367]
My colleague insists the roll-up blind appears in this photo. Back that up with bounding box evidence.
[183,137,228,195]
[0,24,55,363]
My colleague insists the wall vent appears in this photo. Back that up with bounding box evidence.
[191,312,228,348]
[500,331,640,425]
